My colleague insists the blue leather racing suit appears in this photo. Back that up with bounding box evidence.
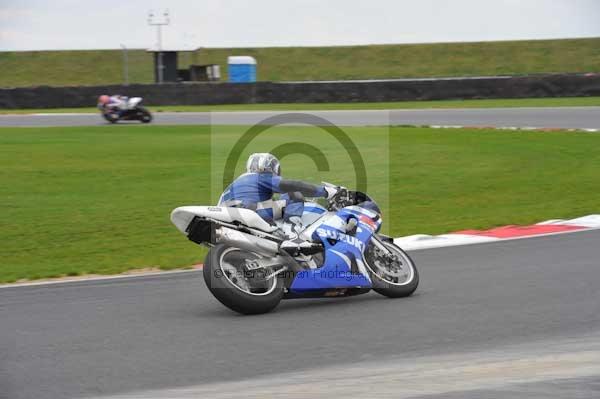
[218,172,327,223]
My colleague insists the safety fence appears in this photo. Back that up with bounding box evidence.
[1,73,599,109]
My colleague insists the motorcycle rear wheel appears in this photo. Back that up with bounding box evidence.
[102,112,119,123]
[203,244,284,315]
[363,238,419,298]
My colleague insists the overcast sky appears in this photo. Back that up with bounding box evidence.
[1,0,599,51]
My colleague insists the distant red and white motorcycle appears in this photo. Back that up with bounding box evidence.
[97,95,152,124]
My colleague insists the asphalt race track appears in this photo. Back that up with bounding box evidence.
[2,229,600,399]
[1,107,600,129]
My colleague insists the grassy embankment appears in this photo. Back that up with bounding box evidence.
[1,37,599,87]
[2,125,600,283]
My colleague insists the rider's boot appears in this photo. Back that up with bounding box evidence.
[280,238,321,257]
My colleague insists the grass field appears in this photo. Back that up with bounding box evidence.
[2,96,600,114]
[2,124,600,283]
[1,37,599,87]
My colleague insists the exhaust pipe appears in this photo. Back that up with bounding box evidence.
[179,213,280,257]
[216,227,280,257]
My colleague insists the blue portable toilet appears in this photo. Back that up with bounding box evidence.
[228,56,257,83]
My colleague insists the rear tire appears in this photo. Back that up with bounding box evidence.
[203,244,284,315]
[364,238,419,298]
[102,112,119,123]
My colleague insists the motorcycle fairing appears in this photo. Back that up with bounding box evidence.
[127,97,142,108]
[170,206,279,234]
[289,206,376,293]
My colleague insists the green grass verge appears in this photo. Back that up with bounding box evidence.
[1,96,600,115]
[1,37,599,87]
[2,125,600,283]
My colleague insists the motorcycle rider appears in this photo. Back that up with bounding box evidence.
[218,153,339,232]
[97,94,129,115]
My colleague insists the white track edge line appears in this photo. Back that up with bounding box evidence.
[0,268,201,289]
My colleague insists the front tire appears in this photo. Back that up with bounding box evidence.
[364,238,419,298]
[137,106,152,123]
[203,244,284,315]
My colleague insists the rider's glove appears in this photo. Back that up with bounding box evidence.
[324,186,339,200]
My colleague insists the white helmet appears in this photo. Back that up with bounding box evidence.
[246,153,281,175]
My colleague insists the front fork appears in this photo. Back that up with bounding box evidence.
[371,234,393,253]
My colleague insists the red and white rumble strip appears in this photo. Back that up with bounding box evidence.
[429,125,600,133]
[394,214,600,251]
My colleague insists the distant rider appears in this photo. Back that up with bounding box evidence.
[97,94,129,115]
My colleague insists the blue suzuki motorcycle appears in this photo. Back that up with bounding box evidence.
[170,184,419,314]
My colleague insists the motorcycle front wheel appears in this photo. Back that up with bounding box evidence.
[363,238,419,298]
[203,244,284,315]
[136,106,152,123]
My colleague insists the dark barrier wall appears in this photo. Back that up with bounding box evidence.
[1,73,600,109]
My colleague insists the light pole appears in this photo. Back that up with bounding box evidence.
[120,44,129,86]
[148,9,170,84]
